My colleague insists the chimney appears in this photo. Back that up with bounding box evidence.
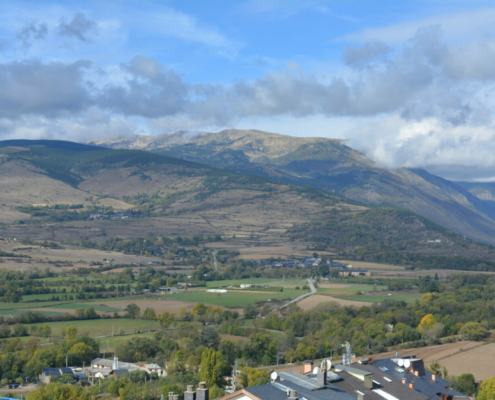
[197,382,209,400]
[303,361,313,374]
[317,368,327,385]
[168,393,175,400]
[414,370,419,376]
[431,374,436,382]
[409,382,415,389]
[363,374,373,389]
[357,394,365,400]
[184,385,196,400]
[402,378,407,384]
[288,390,298,399]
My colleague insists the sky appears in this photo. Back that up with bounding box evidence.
[2,0,495,181]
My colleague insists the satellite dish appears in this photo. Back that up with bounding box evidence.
[398,359,404,367]
[404,360,411,369]
[327,360,332,370]
[270,372,278,382]
[313,367,320,375]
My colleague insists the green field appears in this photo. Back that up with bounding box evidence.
[317,284,387,296]
[22,293,64,301]
[206,278,307,289]
[28,318,161,337]
[0,309,63,317]
[317,284,420,304]
[46,303,121,312]
[164,289,301,308]
[97,332,156,352]
[345,293,421,304]
[0,300,71,310]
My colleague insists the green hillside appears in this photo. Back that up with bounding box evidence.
[288,206,495,270]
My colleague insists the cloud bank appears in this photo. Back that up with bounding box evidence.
[2,7,495,181]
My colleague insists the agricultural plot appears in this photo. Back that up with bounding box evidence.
[0,309,62,317]
[164,289,301,308]
[0,300,70,311]
[317,284,387,296]
[370,340,492,380]
[344,293,420,304]
[45,303,121,312]
[22,293,65,301]
[316,283,420,304]
[334,260,403,271]
[298,295,370,310]
[98,333,156,352]
[206,278,307,288]
[28,318,161,338]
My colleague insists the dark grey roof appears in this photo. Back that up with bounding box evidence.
[242,357,464,400]
[42,367,73,377]
[370,359,464,400]
[246,380,355,400]
[334,364,373,376]
[42,368,62,377]
[278,371,325,390]
[112,369,129,376]
[337,365,428,400]
[332,371,389,400]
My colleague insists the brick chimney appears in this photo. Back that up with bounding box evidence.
[402,378,407,384]
[303,361,313,374]
[184,385,196,400]
[409,382,415,389]
[196,382,209,400]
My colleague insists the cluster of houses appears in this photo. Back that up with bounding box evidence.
[218,354,471,400]
[38,353,472,400]
[40,357,165,384]
[88,210,142,220]
[252,258,371,277]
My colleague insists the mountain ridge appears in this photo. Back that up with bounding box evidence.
[3,139,495,269]
[91,129,495,243]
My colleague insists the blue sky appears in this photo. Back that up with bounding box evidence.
[2,0,495,180]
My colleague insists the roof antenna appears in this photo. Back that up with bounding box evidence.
[341,342,353,366]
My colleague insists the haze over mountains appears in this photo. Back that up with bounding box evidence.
[91,129,495,243]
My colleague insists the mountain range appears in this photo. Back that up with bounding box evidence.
[91,129,495,244]
[2,138,495,268]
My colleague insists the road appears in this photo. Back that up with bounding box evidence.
[276,278,316,311]
[212,251,218,271]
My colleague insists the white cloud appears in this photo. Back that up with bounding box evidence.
[341,7,495,45]
[345,115,495,181]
